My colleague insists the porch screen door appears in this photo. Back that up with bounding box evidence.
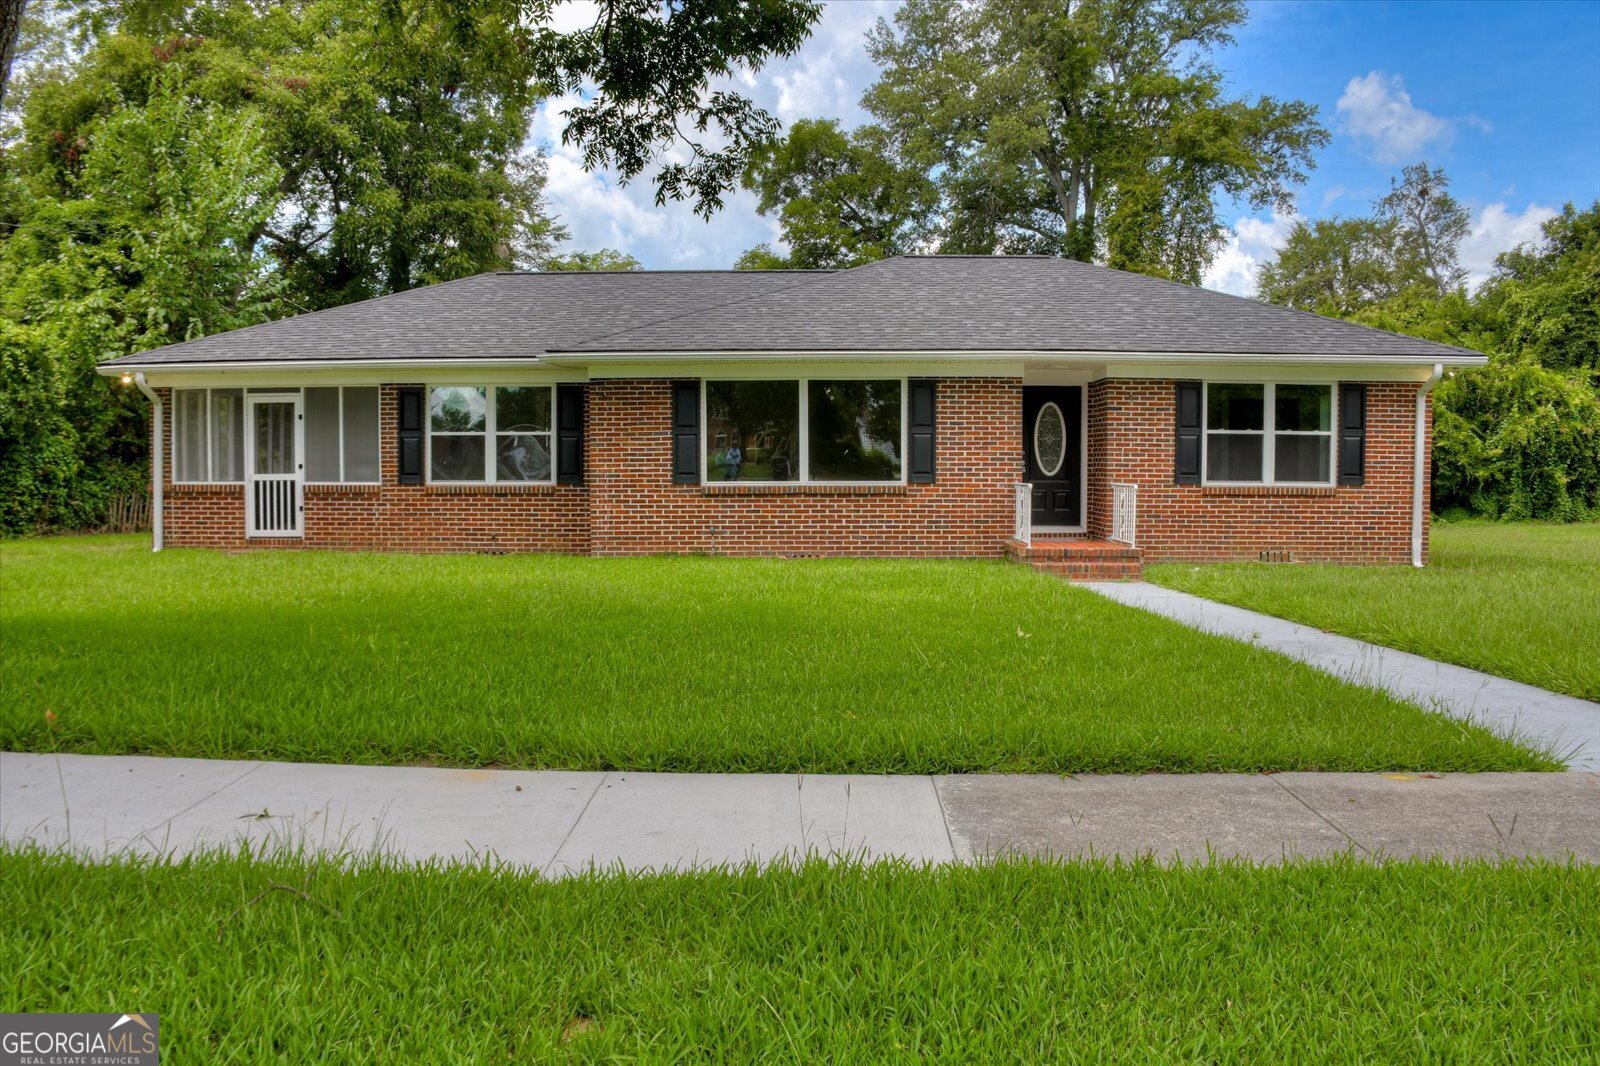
[246,395,304,537]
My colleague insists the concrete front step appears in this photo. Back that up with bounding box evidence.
[1005,537,1144,581]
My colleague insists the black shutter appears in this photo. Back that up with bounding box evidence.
[671,380,700,484]
[908,378,937,484]
[397,386,424,484]
[1174,380,1202,484]
[1338,383,1367,486]
[556,384,585,485]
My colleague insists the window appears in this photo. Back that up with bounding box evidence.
[704,379,904,483]
[173,388,244,482]
[1274,384,1333,483]
[304,387,380,483]
[1203,383,1334,485]
[706,381,799,482]
[427,385,552,483]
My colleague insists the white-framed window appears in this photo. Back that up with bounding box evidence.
[427,385,553,483]
[1203,383,1334,485]
[173,388,245,483]
[304,387,381,483]
[703,378,906,484]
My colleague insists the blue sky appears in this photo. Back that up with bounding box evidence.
[531,0,1600,294]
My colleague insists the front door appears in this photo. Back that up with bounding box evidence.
[1023,386,1082,529]
[246,394,304,537]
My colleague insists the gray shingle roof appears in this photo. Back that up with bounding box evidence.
[107,270,825,366]
[106,256,1483,367]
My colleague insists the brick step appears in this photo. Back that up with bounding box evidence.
[1025,559,1143,581]
[1005,537,1143,581]
[1004,538,1141,561]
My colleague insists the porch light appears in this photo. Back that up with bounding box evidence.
[120,372,133,386]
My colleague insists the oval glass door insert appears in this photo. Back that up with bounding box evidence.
[1034,402,1067,477]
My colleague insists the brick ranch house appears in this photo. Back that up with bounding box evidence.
[100,255,1485,578]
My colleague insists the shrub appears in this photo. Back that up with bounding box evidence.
[1434,361,1600,521]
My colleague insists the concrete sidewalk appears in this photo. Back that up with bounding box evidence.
[3,753,1596,874]
[1083,581,1600,772]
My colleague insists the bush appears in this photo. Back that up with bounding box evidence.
[1434,361,1600,521]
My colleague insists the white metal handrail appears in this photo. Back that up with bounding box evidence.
[1110,482,1137,547]
[1014,482,1032,546]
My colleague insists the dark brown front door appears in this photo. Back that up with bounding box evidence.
[1023,386,1082,528]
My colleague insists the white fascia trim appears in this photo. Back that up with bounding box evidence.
[1106,362,1442,383]
[553,348,1489,367]
[100,348,1489,377]
[96,357,549,375]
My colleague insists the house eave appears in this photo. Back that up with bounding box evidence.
[543,348,1489,368]
[98,347,1489,377]
[96,356,550,375]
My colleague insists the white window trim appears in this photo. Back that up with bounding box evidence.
[425,385,557,485]
[303,386,382,486]
[172,387,245,484]
[1201,382,1337,487]
[700,377,910,487]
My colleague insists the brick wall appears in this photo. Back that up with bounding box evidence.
[154,378,1021,557]
[586,378,1020,556]
[1086,379,1429,564]
[157,386,588,553]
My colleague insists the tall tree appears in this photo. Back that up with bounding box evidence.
[1256,217,1399,317]
[1481,201,1600,372]
[22,0,823,304]
[61,0,822,220]
[0,67,282,533]
[738,118,935,268]
[0,0,22,108]
[862,0,1326,282]
[1376,161,1470,295]
[16,3,562,306]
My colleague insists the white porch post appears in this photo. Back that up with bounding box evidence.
[1412,364,1442,568]
[133,373,164,552]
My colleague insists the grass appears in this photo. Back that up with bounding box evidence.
[1147,521,1600,702]
[2,848,1596,1061]
[0,535,1555,773]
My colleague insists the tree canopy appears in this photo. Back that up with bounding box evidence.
[0,0,822,533]
[542,248,643,272]
[1256,176,1600,522]
[852,0,1327,282]
[739,118,935,269]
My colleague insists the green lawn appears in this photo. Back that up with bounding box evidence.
[2,849,1595,1061]
[1147,521,1600,702]
[0,535,1555,773]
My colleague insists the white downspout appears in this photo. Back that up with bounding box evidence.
[1412,363,1443,568]
[132,373,164,552]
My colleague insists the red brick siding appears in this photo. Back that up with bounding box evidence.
[585,378,1020,557]
[156,386,587,553]
[1086,379,1429,564]
[154,379,1021,557]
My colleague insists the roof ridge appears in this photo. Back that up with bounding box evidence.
[552,267,851,351]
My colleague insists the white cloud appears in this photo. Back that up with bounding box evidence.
[1202,208,1299,297]
[1461,202,1557,289]
[544,1,600,35]
[526,0,896,268]
[1337,71,1452,164]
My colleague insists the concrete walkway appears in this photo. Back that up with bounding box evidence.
[3,753,1596,874]
[1083,581,1600,772]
